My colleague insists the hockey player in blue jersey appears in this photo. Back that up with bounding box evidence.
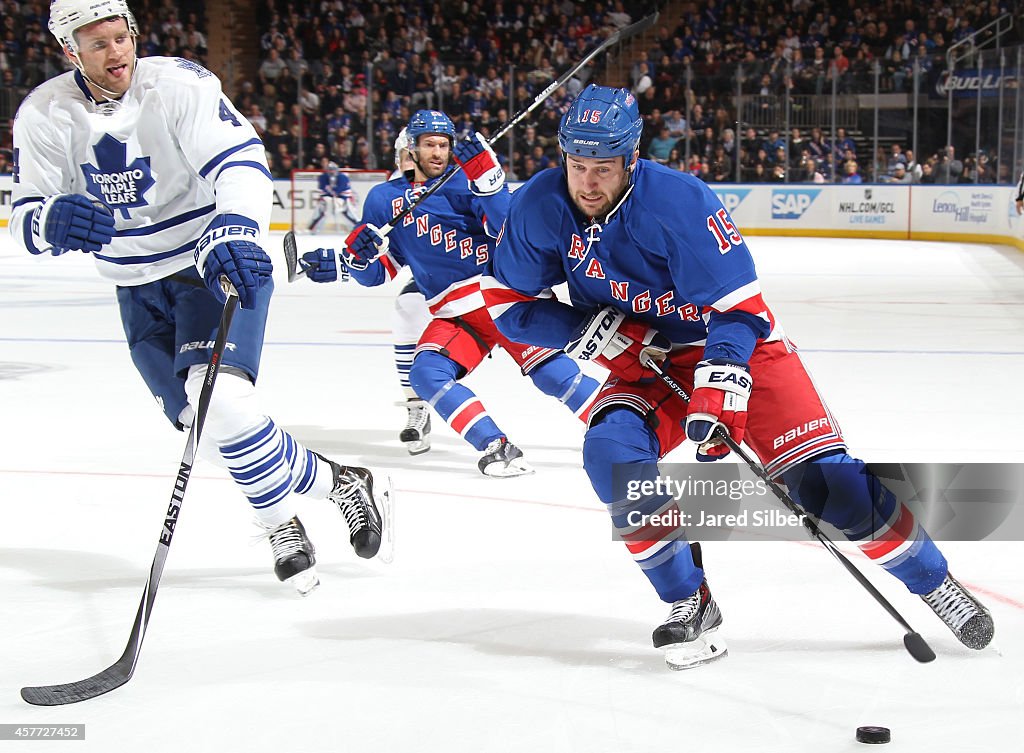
[9,0,392,595]
[484,84,993,668]
[308,109,603,476]
[309,161,359,234]
[301,129,433,455]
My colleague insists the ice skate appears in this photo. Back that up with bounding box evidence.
[921,573,994,650]
[652,544,727,669]
[320,455,394,563]
[261,516,319,596]
[399,398,431,455]
[478,437,533,477]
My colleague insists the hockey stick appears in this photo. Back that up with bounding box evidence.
[283,230,305,282]
[21,292,240,705]
[379,11,659,236]
[645,358,936,664]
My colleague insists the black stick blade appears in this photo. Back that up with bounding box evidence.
[22,665,133,706]
[283,230,301,282]
[904,631,937,663]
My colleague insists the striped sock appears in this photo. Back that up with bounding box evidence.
[429,380,502,451]
[220,419,333,525]
[395,343,416,398]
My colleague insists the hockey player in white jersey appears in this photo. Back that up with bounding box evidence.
[9,0,393,593]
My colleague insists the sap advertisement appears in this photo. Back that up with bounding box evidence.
[711,182,1022,248]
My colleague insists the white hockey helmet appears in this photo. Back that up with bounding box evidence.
[394,127,409,168]
[48,0,140,54]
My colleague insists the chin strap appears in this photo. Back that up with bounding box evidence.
[70,37,138,110]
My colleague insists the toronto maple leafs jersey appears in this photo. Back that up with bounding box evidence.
[9,57,272,286]
[347,167,509,318]
[484,160,779,363]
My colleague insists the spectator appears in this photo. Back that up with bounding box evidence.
[647,126,677,164]
[259,47,287,84]
[890,162,913,184]
[246,104,268,137]
[841,159,863,183]
[709,144,733,181]
[800,156,826,183]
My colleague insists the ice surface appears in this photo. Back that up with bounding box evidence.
[1,234,1021,752]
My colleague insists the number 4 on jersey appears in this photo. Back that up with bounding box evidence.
[218,100,241,127]
[706,208,743,253]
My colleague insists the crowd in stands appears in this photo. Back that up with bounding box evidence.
[1,0,1019,186]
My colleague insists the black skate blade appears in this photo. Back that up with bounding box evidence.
[904,631,936,663]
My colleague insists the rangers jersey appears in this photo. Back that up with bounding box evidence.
[485,160,779,363]
[347,167,509,318]
[318,171,354,201]
[9,57,272,286]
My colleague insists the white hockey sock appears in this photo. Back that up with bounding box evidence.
[286,433,334,499]
[395,343,416,397]
[219,419,301,528]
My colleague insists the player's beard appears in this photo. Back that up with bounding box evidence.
[569,172,630,220]
[416,155,449,181]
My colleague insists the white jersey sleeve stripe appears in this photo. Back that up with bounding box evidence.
[198,137,264,178]
[12,196,44,211]
[711,279,762,311]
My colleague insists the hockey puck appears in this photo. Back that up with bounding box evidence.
[856,726,891,744]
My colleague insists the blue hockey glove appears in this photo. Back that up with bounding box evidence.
[32,194,115,254]
[344,222,389,270]
[452,132,505,196]
[565,306,671,383]
[685,358,752,461]
[300,248,350,283]
[194,214,273,309]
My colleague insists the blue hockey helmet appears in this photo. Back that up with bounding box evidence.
[559,84,643,160]
[406,109,456,146]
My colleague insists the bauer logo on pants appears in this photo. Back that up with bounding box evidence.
[180,340,237,353]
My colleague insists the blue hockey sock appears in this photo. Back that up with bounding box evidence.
[409,351,502,451]
[527,354,601,420]
[584,408,703,602]
[782,452,948,594]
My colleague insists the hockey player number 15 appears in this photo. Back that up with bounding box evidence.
[706,208,743,253]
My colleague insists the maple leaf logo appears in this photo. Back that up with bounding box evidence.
[81,134,155,219]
